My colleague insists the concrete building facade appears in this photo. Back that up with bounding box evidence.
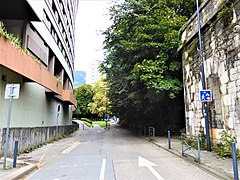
[0,0,78,155]
[180,0,240,143]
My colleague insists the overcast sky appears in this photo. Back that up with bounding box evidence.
[75,1,112,84]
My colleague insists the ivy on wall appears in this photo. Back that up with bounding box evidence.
[217,0,233,27]
[0,21,21,47]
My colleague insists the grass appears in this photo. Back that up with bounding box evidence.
[81,118,110,128]
[93,121,110,128]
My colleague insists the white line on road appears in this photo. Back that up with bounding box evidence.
[61,142,80,154]
[99,158,106,180]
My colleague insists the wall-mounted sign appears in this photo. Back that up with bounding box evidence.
[199,90,212,102]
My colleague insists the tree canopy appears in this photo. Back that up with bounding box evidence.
[100,0,197,134]
[88,76,111,118]
[74,84,94,117]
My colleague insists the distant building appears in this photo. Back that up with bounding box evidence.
[74,71,86,87]
[0,0,79,155]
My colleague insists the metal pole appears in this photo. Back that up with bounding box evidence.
[232,142,239,180]
[181,133,184,156]
[13,139,18,168]
[105,89,108,128]
[168,130,171,149]
[3,87,14,169]
[197,135,201,163]
[196,0,211,151]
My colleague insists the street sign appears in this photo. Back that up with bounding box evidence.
[199,90,212,102]
[3,83,20,169]
[5,84,20,99]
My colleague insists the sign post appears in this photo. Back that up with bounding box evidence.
[3,84,20,169]
[105,113,108,128]
[196,0,212,152]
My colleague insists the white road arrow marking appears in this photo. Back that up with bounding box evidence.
[138,156,164,180]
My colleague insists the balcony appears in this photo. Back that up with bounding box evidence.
[0,36,77,107]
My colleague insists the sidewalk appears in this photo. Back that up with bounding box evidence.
[149,136,237,179]
[0,128,86,180]
[0,158,36,180]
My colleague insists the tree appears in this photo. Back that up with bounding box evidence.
[73,84,94,117]
[100,0,197,134]
[88,76,111,118]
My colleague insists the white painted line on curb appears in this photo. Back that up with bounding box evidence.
[61,142,80,154]
[99,158,106,180]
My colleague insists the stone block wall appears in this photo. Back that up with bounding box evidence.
[181,0,240,143]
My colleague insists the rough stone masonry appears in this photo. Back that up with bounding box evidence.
[180,0,240,144]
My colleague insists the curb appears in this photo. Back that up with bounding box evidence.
[144,137,233,180]
[1,159,37,180]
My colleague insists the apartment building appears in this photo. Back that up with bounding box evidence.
[0,0,79,154]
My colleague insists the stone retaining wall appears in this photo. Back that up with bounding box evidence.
[181,0,240,143]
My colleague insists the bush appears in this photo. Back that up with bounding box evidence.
[213,130,240,158]
[81,118,93,127]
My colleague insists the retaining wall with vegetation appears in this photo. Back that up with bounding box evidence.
[0,124,79,157]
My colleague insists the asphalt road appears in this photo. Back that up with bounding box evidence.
[26,123,218,180]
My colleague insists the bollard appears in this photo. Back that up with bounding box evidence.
[232,142,239,180]
[168,130,171,149]
[83,123,84,130]
[197,135,201,163]
[13,139,18,168]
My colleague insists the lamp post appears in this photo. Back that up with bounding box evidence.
[196,0,211,151]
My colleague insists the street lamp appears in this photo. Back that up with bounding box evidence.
[196,0,211,151]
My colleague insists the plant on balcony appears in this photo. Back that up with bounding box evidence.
[0,21,21,48]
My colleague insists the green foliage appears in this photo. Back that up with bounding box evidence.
[213,130,240,158]
[74,84,94,116]
[88,77,111,117]
[81,118,93,127]
[93,121,110,128]
[81,118,110,128]
[0,21,21,47]
[100,0,196,127]
[217,0,233,27]
[184,131,206,150]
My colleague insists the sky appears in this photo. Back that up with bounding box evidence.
[75,1,113,84]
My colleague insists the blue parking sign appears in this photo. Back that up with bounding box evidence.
[199,90,212,102]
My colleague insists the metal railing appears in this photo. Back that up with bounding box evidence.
[181,133,201,163]
[128,124,155,139]
[149,127,155,139]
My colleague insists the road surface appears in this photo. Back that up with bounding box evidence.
[26,124,218,180]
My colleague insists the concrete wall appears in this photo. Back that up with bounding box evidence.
[181,0,240,142]
[0,124,79,156]
[0,66,73,128]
